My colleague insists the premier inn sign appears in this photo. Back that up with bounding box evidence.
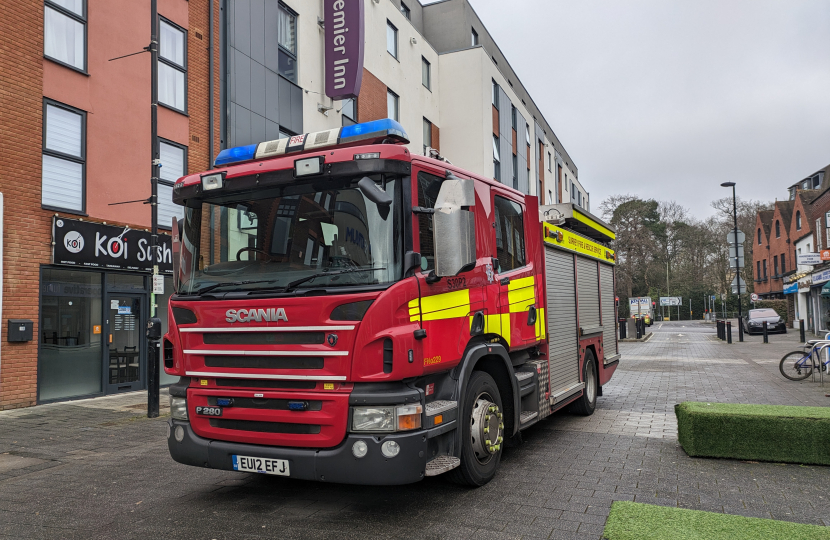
[324,0,364,100]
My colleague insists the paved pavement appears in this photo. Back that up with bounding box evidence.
[0,321,828,539]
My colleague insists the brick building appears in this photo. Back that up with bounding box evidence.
[753,210,774,294]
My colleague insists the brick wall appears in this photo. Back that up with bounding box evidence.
[187,0,221,174]
[357,69,387,123]
[766,201,795,296]
[0,1,47,409]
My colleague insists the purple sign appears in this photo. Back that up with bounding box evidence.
[324,0,364,101]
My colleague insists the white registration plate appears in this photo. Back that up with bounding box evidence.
[232,455,290,476]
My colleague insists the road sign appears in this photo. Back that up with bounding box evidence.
[750,292,759,302]
[721,293,726,301]
[728,244,745,258]
[731,275,747,294]
[726,229,745,244]
[659,297,682,306]
[798,252,822,265]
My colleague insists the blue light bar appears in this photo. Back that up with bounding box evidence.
[214,144,257,167]
[212,119,410,167]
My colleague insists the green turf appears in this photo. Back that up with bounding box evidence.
[603,501,830,540]
[675,401,830,465]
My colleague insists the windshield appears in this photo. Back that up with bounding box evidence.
[749,309,778,318]
[177,174,403,295]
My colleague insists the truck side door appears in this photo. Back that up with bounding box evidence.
[490,189,538,348]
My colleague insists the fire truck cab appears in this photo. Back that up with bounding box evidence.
[164,119,619,486]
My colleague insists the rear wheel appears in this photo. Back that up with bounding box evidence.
[779,351,813,381]
[569,350,598,416]
[449,371,504,487]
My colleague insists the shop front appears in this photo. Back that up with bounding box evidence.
[809,268,830,336]
[39,218,174,403]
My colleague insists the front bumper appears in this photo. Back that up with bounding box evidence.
[167,420,429,485]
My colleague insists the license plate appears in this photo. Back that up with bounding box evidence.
[232,455,290,476]
[195,406,222,416]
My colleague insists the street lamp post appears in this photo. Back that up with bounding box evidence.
[721,182,744,342]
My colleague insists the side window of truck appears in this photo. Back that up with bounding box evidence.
[416,172,443,271]
[493,195,526,272]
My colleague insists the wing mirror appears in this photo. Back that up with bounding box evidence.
[431,174,476,278]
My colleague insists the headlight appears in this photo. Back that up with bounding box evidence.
[352,407,395,432]
[170,396,188,420]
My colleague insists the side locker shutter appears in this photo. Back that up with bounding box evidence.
[599,263,617,361]
[545,247,579,398]
[576,257,600,331]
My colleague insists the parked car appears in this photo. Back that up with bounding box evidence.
[743,308,787,334]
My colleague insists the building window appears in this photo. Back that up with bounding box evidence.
[422,57,431,90]
[387,89,399,121]
[763,259,767,278]
[525,124,530,146]
[341,98,356,126]
[773,255,779,277]
[512,154,518,190]
[400,1,411,19]
[511,106,517,130]
[493,196,526,272]
[158,18,187,112]
[423,117,432,154]
[547,152,552,171]
[775,220,780,238]
[158,140,187,229]
[781,253,786,274]
[387,21,398,59]
[277,3,298,82]
[756,260,761,278]
[42,100,85,213]
[796,211,802,230]
[471,28,478,46]
[492,80,499,109]
[757,227,762,244]
[44,0,86,71]
[493,136,500,181]
[818,219,823,251]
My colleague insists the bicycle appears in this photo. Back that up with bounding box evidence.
[779,342,830,381]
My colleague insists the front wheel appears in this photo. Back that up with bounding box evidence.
[779,350,813,381]
[569,350,598,416]
[449,371,504,487]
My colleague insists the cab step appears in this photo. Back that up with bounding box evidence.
[426,400,457,416]
[520,411,538,424]
[515,371,534,383]
[425,455,460,476]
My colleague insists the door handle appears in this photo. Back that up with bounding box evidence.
[527,306,537,326]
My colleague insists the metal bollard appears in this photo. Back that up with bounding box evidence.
[738,320,744,342]
[717,320,723,340]
[619,318,627,339]
[726,321,732,344]
[800,320,806,343]
[762,321,768,344]
[636,318,642,339]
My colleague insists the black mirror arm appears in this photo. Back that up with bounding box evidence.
[425,270,441,284]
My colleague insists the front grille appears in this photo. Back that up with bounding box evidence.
[203,332,324,345]
[208,397,322,411]
[210,419,321,434]
[215,379,316,390]
[204,356,324,369]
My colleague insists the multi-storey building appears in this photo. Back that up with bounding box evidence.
[0,0,583,408]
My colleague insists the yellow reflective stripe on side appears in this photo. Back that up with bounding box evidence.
[507,286,535,307]
[535,308,546,339]
[572,209,616,240]
[543,222,615,264]
[422,304,471,321]
[408,298,420,309]
[507,276,534,291]
[420,289,470,314]
[501,313,511,346]
[509,300,535,313]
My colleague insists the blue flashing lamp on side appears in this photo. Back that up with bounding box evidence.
[214,144,257,167]
[339,118,409,145]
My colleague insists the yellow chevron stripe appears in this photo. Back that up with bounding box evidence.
[420,289,470,314]
[423,304,471,321]
[408,298,420,309]
[509,299,535,313]
[535,308,546,339]
[507,276,534,291]
[508,286,535,306]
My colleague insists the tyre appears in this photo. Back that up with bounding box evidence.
[449,371,504,487]
[569,350,598,416]
[779,351,813,381]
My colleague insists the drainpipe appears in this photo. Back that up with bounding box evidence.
[0,193,3,394]
[209,0,214,168]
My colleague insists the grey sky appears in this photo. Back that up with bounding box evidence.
[458,0,830,218]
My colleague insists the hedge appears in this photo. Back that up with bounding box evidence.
[603,501,830,540]
[675,402,830,465]
[753,299,788,322]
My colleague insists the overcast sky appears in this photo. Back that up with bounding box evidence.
[454,0,830,218]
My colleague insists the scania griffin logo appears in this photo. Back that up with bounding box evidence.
[225,308,288,323]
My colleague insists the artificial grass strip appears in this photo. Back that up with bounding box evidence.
[603,501,830,540]
[675,402,830,465]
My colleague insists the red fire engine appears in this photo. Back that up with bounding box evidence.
[164,119,619,486]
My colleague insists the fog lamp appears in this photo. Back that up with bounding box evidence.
[381,440,400,458]
[352,440,368,458]
[174,425,185,442]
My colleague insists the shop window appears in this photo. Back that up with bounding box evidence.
[493,195,526,272]
[39,268,103,401]
[42,99,85,213]
[107,273,146,291]
[159,18,187,112]
[158,139,187,229]
[44,0,86,72]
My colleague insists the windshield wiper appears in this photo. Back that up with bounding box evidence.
[191,279,281,296]
[282,267,386,292]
